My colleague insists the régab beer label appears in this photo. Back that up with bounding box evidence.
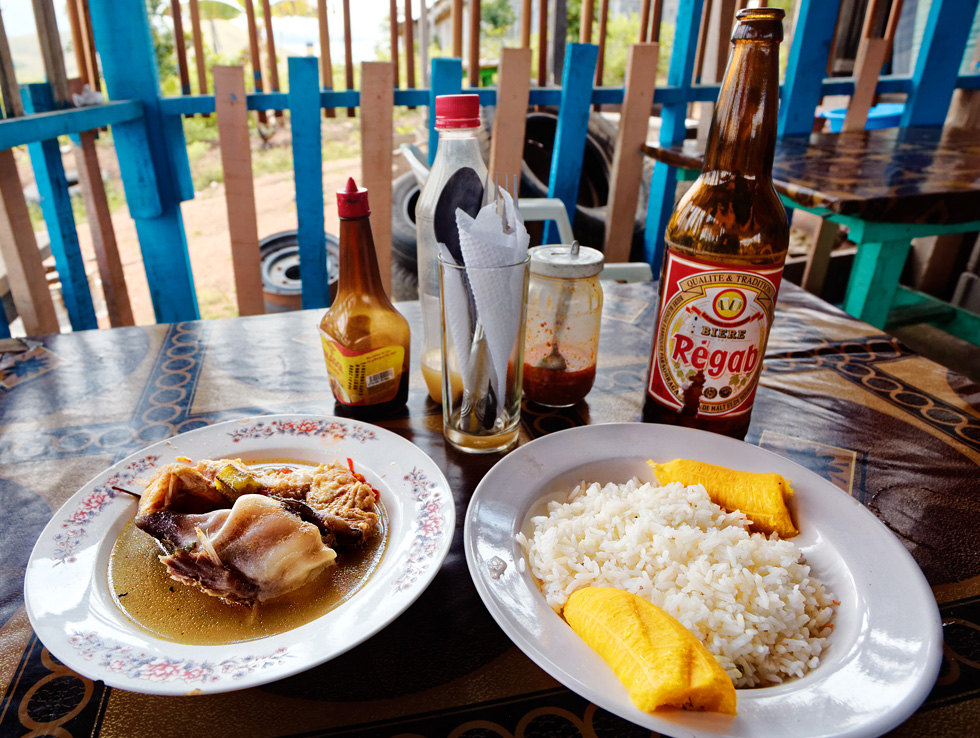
[320,333,404,406]
[648,250,782,417]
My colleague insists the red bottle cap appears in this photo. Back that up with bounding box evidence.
[435,94,481,129]
[337,177,370,218]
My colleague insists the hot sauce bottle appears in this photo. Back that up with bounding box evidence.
[642,8,789,440]
[320,178,410,418]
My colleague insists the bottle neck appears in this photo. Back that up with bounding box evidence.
[337,215,386,298]
[702,38,779,179]
[432,126,484,163]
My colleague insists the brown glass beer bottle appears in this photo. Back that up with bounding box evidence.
[319,178,411,418]
[642,8,789,440]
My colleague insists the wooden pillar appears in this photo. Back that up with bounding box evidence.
[469,0,481,87]
[544,43,599,244]
[453,0,464,58]
[70,77,134,327]
[89,0,200,322]
[32,0,70,105]
[244,0,268,124]
[537,0,548,87]
[0,8,23,118]
[343,0,355,116]
[170,0,192,95]
[0,151,59,335]
[288,57,330,309]
[77,0,100,91]
[581,0,594,43]
[390,0,400,87]
[428,57,463,165]
[520,0,532,48]
[420,0,430,87]
[605,43,658,262]
[489,48,532,186]
[22,84,98,331]
[361,62,394,296]
[261,0,283,121]
[188,0,208,97]
[317,0,336,118]
[594,0,609,89]
[639,0,651,42]
[214,66,264,316]
[404,0,416,93]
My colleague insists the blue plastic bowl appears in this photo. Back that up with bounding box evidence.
[820,102,905,132]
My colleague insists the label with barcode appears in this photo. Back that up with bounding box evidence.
[319,335,404,406]
[366,368,395,388]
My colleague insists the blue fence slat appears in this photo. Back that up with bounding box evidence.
[901,0,980,127]
[778,0,841,136]
[0,100,143,150]
[288,56,330,310]
[164,111,195,202]
[20,84,98,332]
[428,58,463,165]
[89,0,198,323]
[0,301,11,339]
[543,43,599,245]
[643,0,705,267]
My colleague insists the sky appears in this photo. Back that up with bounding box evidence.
[0,0,399,65]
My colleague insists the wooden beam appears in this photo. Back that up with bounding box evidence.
[537,0,548,88]
[22,83,97,331]
[343,0,355,116]
[243,0,268,125]
[69,78,134,327]
[453,0,463,58]
[317,0,336,117]
[170,0,192,96]
[639,0,651,42]
[595,0,609,89]
[188,0,208,97]
[841,37,888,133]
[32,0,71,106]
[404,0,415,94]
[0,149,60,335]
[390,0,400,88]
[0,7,24,118]
[419,0,430,86]
[469,0,481,87]
[544,43,599,244]
[288,56,330,308]
[489,47,532,186]
[581,0,594,43]
[261,0,283,121]
[214,66,264,316]
[605,43,658,262]
[79,0,100,90]
[651,0,663,42]
[360,62,394,296]
[520,0,531,48]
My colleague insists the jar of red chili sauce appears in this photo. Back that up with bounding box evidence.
[523,241,604,407]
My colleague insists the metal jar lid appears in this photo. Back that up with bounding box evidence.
[529,241,605,279]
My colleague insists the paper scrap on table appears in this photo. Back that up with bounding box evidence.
[442,187,530,423]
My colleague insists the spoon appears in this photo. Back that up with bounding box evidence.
[536,241,581,372]
[433,167,484,265]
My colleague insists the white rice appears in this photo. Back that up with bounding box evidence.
[517,478,837,687]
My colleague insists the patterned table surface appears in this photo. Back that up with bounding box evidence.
[642,126,980,224]
[1,281,978,738]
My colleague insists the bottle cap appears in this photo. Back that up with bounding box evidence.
[529,241,604,278]
[337,177,370,218]
[435,94,481,129]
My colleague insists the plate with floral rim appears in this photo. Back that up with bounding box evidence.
[25,414,454,695]
[464,422,943,738]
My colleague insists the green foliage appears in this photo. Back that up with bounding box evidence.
[483,0,515,34]
[147,0,178,80]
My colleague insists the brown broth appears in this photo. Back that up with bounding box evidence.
[107,460,388,645]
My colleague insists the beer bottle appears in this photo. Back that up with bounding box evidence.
[319,178,411,418]
[642,8,788,439]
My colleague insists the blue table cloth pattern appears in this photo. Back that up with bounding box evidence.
[1,281,980,737]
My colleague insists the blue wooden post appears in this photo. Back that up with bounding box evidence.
[643,0,704,267]
[88,0,199,322]
[901,0,979,127]
[21,84,98,331]
[288,56,330,310]
[778,0,841,136]
[428,58,463,165]
[0,301,10,339]
[544,43,599,245]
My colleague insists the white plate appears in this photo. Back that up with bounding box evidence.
[25,415,455,696]
[464,423,943,738]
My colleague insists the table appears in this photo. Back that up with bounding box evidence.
[643,126,980,343]
[1,281,979,737]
